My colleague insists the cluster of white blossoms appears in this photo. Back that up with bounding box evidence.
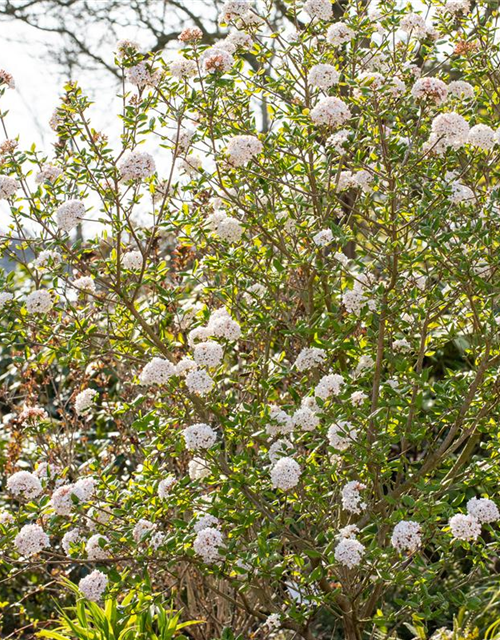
[444,0,471,14]
[0,291,14,307]
[118,151,156,181]
[73,276,96,293]
[328,421,357,451]
[34,250,60,270]
[313,228,333,247]
[266,405,293,437]
[25,290,53,314]
[50,478,95,516]
[315,373,345,400]
[188,457,211,481]
[411,77,448,105]
[14,524,50,557]
[342,275,375,316]
[0,175,19,199]
[193,526,224,563]
[391,520,422,553]
[310,97,351,127]
[449,181,474,205]
[294,347,326,372]
[189,308,242,344]
[133,518,155,543]
[74,388,98,415]
[55,199,85,232]
[139,357,176,385]
[87,533,110,560]
[292,406,320,431]
[304,0,333,21]
[61,528,82,554]
[449,498,499,541]
[341,481,367,514]
[219,0,251,22]
[429,112,470,152]
[334,527,365,569]
[122,250,144,270]
[169,56,197,80]
[308,63,339,89]
[206,208,244,243]
[35,163,63,184]
[193,341,224,368]
[270,457,302,491]
[158,475,176,499]
[185,369,215,396]
[78,570,108,601]
[467,124,495,150]
[126,62,160,87]
[326,22,354,46]
[226,134,263,167]
[7,470,43,500]
[202,46,234,74]
[182,423,217,451]
[0,68,15,89]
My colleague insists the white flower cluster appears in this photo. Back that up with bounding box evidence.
[158,475,176,499]
[334,533,365,568]
[292,406,319,431]
[15,524,49,556]
[35,164,63,184]
[315,373,344,400]
[133,518,155,543]
[313,229,333,247]
[193,526,224,563]
[444,0,470,14]
[194,514,220,533]
[79,570,108,601]
[266,405,293,437]
[119,151,156,181]
[411,77,448,104]
[342,275,374,315]
[0,292,14,307]
[391,520,422,553]
[468,124,495,150]
[328,421,357,451]
[341,480,367,514]
[74,388,98,415]
[7,470,43,501]
[139,357,176,385]
[310,97,351,127]
[185,369,215,396]
[449,497,499,541]
[170,56,197,80]
[226,135,263,167]
[448,80,474,99]
[183,423,217,451]
[51,478,94,516]
[0,176,19,199]
[220,0,250,22]
[188,457,211,481]
[294,347,326,372]
[126,62,160,87]
[87,533,110,560]
[56,199,85,232]
[308,64,339,89]
[73,276,96,293]
[194,341,224,368]
[430,112,469,152]
[61,528,82,555]
[304,0,333,21]
[202,47,234,74]
[26,290,53,314]
[207,209,244,243]
[34,250,60,270]
[122,250,143,270]
[327,22,354,46]
[270,457,301,490]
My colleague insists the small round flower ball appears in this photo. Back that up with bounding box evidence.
[79,570,108,601]
[467,497,499,524]
[185,369,215,396]
[175,357,198,377]
[294,347,326,371]
[194,341,224,368]
[133,518,155,543]
[183,423,217,451]
[326,22,354,46]
[26,290,53,314]
[118,151,156,181]
[304,0,333,21]
[448,513,481,541]
[15,524,49,556]
[126,62,160,87]
[35,164,63,184]
[158,475,176,499]
[7,470,43,501]
[193,526,224,563]
[188,457,211,481]
[0,176,19,199]
[308,64,339,89]
[217,217,243,242]
[139,357,176,385]
[226,135,263,167]
[292,407,320,431]
[61,528,82,555]
[74,388,98,415]
[328,420,357,451]
[310,97,351,127]
[391,520,422,553]
[0,292,14,308]
[448,80,474,100]
[122,250,143,270]
[202,47,234,74]
[170,56,198,80]
[270,457,301,491]
[56,199,85,232]
[411,77,448,104]
[468,124,495,150]
[73,276,96,293]
[86,534,110,560]
[334,537,365,568]
[194,514,220,533]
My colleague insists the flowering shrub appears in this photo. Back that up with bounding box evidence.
[0,0,500,638]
